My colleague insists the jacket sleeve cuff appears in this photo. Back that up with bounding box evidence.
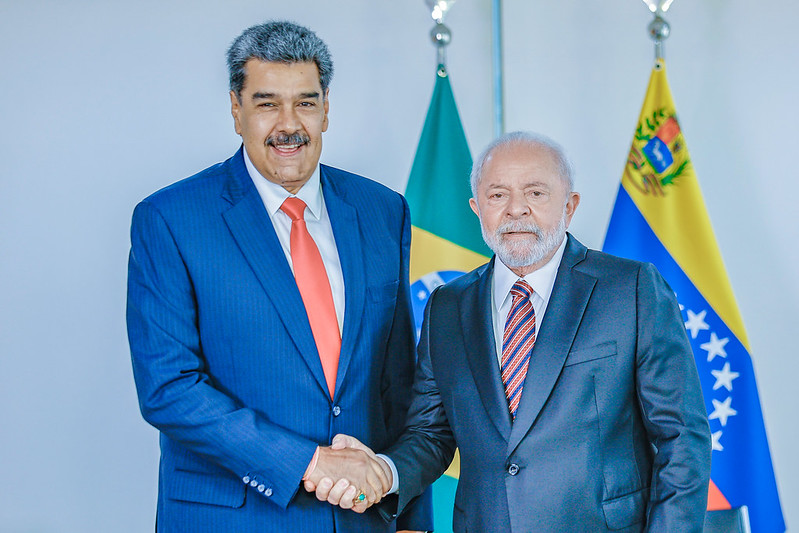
[302,446,321,481]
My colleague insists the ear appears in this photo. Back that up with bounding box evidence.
[230,90,242,135]
[469,197,480,217]
[564,192,581,227]
[322,88,330,133]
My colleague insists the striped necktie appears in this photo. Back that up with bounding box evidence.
[501,280,536,419]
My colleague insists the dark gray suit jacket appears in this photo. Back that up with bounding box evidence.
[385,234,711,532]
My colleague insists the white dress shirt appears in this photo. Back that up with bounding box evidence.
[243,148,345,334]
[491,236,568,364]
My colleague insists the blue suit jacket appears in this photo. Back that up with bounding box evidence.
[386,235,711,532]
[127,148,431,532]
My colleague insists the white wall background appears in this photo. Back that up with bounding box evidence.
[0,1,795,530]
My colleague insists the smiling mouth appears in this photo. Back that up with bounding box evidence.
[267,133,309,155]
[271,143,304,155]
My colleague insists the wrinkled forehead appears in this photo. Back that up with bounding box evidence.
[482,144,566,188]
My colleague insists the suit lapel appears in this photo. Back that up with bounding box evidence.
[220,149,329,397]
[320,165,366,402]
[508,235,596,455]
[461,260,513,440]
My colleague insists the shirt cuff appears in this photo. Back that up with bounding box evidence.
[376,453,399,494]
[302,446,320,481]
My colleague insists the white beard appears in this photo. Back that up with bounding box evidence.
[481,212,567,269]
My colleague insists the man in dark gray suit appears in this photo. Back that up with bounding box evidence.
[315,131,711,532]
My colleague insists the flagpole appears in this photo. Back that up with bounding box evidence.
[648,14,670,60]
[642,0,672,61]
[426,0,455,76]
[430,20,451,75]
[491,0,504,136]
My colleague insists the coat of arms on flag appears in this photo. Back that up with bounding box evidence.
[626,109,690,196]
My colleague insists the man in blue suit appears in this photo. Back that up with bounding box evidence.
[322,132,711,531]
[126,21,430,532]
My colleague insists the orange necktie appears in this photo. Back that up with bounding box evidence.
[280,197,341,399]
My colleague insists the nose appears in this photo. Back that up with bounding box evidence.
[506,190,531,218]
[276,105,301,132]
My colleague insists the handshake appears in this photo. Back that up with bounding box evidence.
[302,434,392,513]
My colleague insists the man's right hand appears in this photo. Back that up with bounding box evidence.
[303,440,391,511]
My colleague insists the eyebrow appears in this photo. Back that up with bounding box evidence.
[250,91,320,101]
[485,181,550,189]
[524,181,550,188]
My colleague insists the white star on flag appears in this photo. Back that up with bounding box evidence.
[709,396,738,427]
[684,309,710,339]
[711,430,724,451]
[416,290,427,300]
[711,362,740,391]
[701,332,729,362]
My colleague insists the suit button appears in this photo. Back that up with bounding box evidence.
[508,463,520,476]
[242,476,250,484]
[257,484,265,493]
[264,487,273,497]
[332,406,341,416]
[250,480,258,487]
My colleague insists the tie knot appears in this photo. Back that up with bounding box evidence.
[280,197,307,221]
[510,280,533,302]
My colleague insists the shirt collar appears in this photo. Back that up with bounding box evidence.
[493,235,568,311]
[243,146,323,220]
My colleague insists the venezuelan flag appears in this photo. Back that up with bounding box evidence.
[603,59,784,532]
[405,65,490,532]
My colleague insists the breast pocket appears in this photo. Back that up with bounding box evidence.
[366,280,399,303]
[363,280,399,346]
[564,341,617,367]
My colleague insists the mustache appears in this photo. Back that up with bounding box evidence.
[267,132,310,147]
[496,220,542,237]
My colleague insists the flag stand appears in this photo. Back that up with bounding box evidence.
[406,3,494,530]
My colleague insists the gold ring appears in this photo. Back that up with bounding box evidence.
[355,490,366,503]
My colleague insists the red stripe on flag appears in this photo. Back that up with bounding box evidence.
[707,479,731,510]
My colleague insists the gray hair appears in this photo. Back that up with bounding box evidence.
[227,21,334,99]
[470,131,575,198]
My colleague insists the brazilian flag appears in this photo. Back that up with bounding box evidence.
[405,65,490,532]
